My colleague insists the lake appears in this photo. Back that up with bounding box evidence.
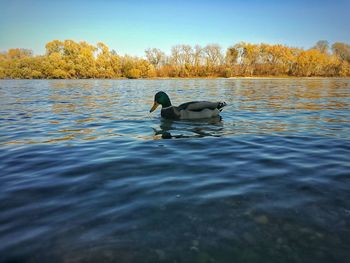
[0,78,350,263]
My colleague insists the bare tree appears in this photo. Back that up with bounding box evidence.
[145,48,165,69]
[203,44,224,67]
[181,45,193,65]
[193,45,203,67]
[170,45,182,66]
[313,40,329,54]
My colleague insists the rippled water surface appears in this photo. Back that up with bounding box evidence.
[1,79,350,263]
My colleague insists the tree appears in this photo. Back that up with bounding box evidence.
[226,47,238,67]
[294,49,329,76]
[313,40,329,54]
[233,42,260,75]
[7,48,33,59]
[96,42,115,78]
[145,48,165,69]
[78,41,98,78]
[45,40,63,55]
[203,44,224,67]
[332,42,350,63]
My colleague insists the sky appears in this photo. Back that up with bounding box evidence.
[0,0,349,57]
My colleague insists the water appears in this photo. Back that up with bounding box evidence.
[0,78,350,263]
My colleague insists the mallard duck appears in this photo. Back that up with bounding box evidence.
[149,91,227,120]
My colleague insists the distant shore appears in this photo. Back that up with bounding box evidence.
[1,40,349,79]
[150,76,350,80]
[1,76,350,80]
[4,75,348,81]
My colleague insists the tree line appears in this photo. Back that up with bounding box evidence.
[0,40,349,79]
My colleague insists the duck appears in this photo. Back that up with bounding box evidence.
[149,91,227,120]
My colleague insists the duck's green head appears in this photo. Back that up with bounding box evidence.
[150,91,172,112]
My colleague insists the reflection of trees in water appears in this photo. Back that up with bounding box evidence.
[48,80,117,117]
[233,79,350,112]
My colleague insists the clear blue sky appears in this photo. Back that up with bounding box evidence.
[0,0,349,56]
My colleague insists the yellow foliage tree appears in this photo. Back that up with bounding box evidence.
[0,40,349,79]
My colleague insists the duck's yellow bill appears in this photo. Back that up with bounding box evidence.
[150,102,159,113]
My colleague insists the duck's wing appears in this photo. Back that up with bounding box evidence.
[178,101,226,111]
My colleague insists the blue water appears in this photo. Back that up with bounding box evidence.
[0,79,350,263]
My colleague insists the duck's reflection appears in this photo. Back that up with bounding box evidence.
[153,117,224,139]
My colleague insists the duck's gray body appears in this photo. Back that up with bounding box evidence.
[161,101,226,120]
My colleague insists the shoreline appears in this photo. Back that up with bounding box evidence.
[1,76,350,80]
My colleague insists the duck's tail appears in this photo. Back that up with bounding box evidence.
[217,102,227,111]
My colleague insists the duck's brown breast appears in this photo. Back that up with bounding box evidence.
[161,107,180,120]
